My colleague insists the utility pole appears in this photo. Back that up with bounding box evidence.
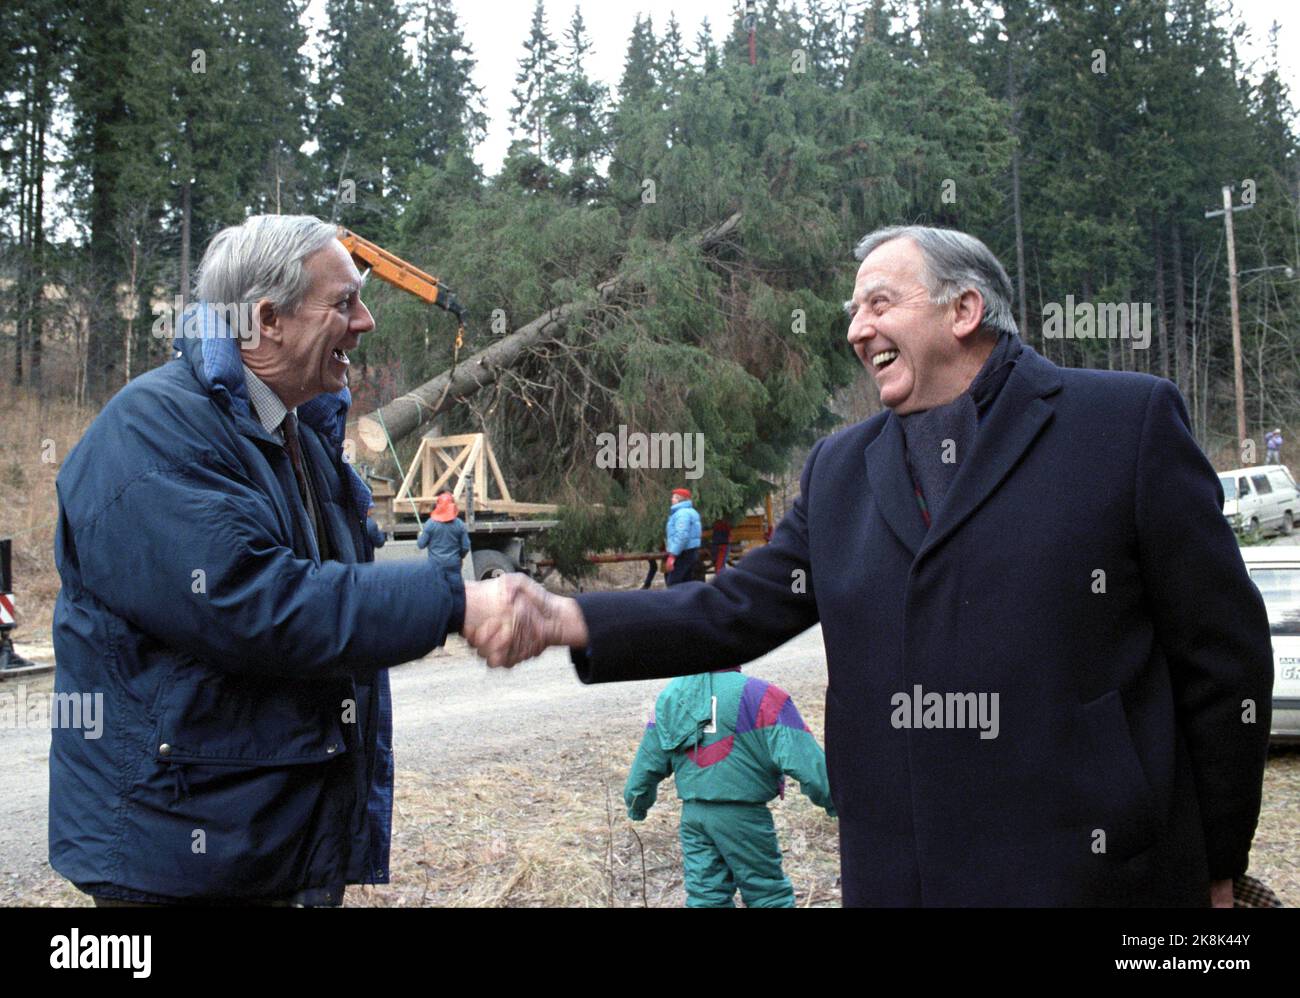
[1205,185,1252,454]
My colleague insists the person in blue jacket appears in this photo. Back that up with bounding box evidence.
[625,668,835,907]
[417,490,471,573]
[664,488,702,586]
[48,215,488,907]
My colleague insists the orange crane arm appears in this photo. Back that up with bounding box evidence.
[337,227,466,323]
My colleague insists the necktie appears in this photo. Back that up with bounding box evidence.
[281,412,328,557]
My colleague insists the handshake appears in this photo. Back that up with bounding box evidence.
[459,575,590,668]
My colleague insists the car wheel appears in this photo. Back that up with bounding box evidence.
[1283,512,1294,536]
[473,549,517,580]
[1247,516,1261,541]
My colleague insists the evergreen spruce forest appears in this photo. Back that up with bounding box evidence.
[3,0,1298,552]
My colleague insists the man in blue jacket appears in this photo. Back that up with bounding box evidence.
[49,215,505,906]
[664,488,702,586]
[480,226,1274,907]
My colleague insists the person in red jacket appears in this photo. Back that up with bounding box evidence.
[710,518,731,574]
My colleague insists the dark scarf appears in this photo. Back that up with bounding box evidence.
[897,330,1023,528]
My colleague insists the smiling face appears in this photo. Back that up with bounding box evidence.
[246,239,374,410]
[846,237,993,415]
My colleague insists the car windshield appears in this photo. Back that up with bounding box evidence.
[1220,476,1237,500]
[1250,567,1300,636]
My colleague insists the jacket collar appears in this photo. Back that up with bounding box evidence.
[864,344,1063,560]
[174,302,372,517]
[172,303,266,439]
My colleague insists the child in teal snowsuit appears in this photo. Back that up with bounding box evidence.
[624,668,835,907]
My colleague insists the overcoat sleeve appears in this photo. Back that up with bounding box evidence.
[1133,379,1273,880]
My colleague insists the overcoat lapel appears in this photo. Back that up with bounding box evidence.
[919,347,1063,560]
[863,414,926,557]
[863,346,1064,562]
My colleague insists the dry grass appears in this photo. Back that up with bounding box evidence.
[1252,746,1300,906]
[349,693,842,908]
[0,388,96,637]
[346,731,1300,909]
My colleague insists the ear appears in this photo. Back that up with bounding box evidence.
[254,298,284,345]
[951,288,985,342]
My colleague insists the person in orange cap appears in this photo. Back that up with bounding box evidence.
[417,489,470,572]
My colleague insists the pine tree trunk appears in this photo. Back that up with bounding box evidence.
[358,211,744,449]
[31,102,45,390]
[1172,220,1187,399]
[1011,146,1028,341]
[124,239,138,384]
[1006,8,1028,341]
[180,176,192,308]
[1199,268,1215,442]
[88,123,123,397]
[81,0,132,399]
[14,79,32,386]
[1154,217,1168,379]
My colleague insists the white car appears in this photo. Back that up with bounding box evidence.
[1220,464,1297,537]
[1240,546,1300,742]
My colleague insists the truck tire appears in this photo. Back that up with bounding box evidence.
[473,549,518,580]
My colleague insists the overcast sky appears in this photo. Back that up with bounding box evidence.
[303,0,1300,177]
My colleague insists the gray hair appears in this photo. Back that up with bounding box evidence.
[195,214,340,314]
[853,225,1018,337]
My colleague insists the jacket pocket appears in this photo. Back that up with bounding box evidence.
[1077,689,1161,861]
[151,670,350,767]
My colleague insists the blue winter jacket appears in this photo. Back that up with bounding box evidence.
[417,517,470,570]
[49,303,465,902]
[665,500,702,556]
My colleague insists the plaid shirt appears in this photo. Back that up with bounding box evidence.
[242,366,291,444]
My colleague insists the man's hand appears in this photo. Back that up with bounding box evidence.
[665,555,675,573]
[1210,878,1233,908]
[461,574,589,668]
